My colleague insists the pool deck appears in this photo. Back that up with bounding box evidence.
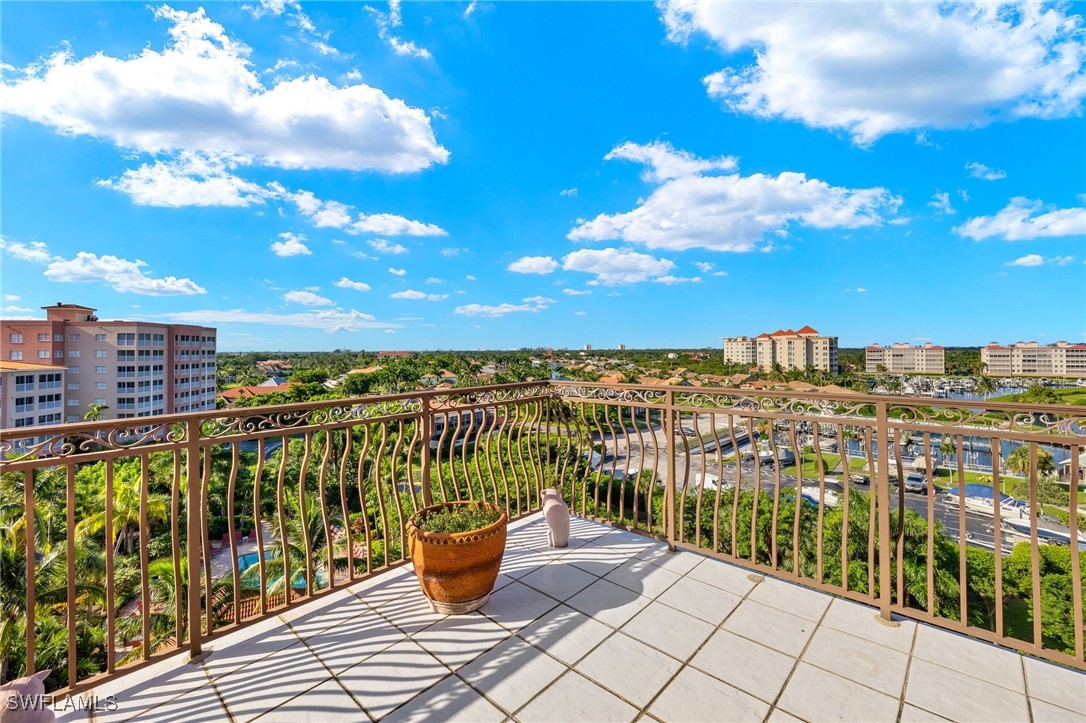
[68,514,1085,722]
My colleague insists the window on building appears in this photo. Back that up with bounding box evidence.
[68,350,80,358]
[37,350,49,359]
[68,333,80,341]
[94,398,107,405]
[37,413,62,425]
[14,375,34,391]
[14,397,33,413]
[54,350,63,358]
[54,334,62,342]
[67,399,80,407]
[117,333,135,346]
[117,350,134,361]
[68,366,80,374]
[9,351,22,360]
[8,333,22,344]
[67,382,79,390]
[96,350,108,358]
[95,333,107,342]
[37,394,61,410]
[95,366,107,374]
[138,333,152,346]
[37,333,49,342]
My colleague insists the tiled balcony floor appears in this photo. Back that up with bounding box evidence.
[75,514,1084,723]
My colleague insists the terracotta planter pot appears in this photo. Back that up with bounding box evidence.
[406,501,508,614]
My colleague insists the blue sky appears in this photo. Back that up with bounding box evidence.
[1,1,1084,352]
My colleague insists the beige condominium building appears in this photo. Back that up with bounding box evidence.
[865,343,946,373]
[723,326,839,373]
[1,302,217,425]
[0,360,66,431]
[981,341,1086,377]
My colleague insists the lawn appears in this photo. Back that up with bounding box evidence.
[782,451,869,478]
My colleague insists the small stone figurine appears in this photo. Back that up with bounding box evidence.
[542,488,570,548]
[0,670,55,722]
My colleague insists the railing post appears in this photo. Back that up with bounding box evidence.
[185,417,203,659]
[420,396,434,508]
[875,401,893,621]
[664,389,677,551]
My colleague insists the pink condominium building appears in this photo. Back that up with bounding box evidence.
[1,303,216,426]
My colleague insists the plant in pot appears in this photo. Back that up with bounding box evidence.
[406,500,508,614]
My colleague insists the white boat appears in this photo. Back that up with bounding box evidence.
[801,486,839,507]
[941,484,1031,519]
[1001,517,1086,546]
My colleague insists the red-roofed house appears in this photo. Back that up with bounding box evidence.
[723,326,838,373]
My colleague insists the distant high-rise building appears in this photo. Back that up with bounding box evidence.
[618,344,625,351]
[865,343,945,373]
[723,326,838,373]
[981,341,1086,377]
[1,302,216,425]
[584,344,592,351]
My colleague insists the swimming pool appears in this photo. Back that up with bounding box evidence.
[236,549,328,591]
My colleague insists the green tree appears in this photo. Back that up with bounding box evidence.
[1004,445,1055,480]
[83,403,109,422]
[76,461,170,555]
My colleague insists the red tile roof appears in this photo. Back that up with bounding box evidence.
[795,325,818,334]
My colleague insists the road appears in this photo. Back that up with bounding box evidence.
[587,422,1021,554]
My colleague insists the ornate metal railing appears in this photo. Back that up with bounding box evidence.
[1,381,1082,693]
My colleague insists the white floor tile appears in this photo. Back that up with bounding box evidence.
[285,592,372,639]
[747,577,832,622]
[905,657,1031,723]
[201,622,302,681]
[498,547,550,580]
[649,666,770,723]
[690,629,795,704]
[899,704,953,722]
[480,581,560,632]
[820,598,916,653]
[801,626,909,699]
[777,663,900,723]
[1024,656,1086,715]
[620,601,715,661]
[656,575,742,626]
[458,636,566,713]
[303,607,406,674]
[519,604,615,665]
[566,579,651,629]
[636,545,705,576]
[912,624,1025,694]
[382,674,505,723]
[766,708,807,723]
[349,567,419,607]
[336,639,451,720]
[686,557,760,596]
[214,643,334,723]
[516,671,638,723]
[575,632,681,708]
[126,682,229,723]
[520,561,599,601]
[603,557,682,600]
[91,661,214,723]
[1031,698,1086,723]
[412,613,511,670]
[371,590,445,635]
[723,600,816,657]
[254,679,366,722]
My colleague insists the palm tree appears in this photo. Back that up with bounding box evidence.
[939,435,956,466]
[84,403,109,421]
[76,465,170,555]
[974,375,996,396]
[1005,445,1055,479]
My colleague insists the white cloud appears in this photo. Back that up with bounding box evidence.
[45,251,206,295]
[283,188,446,236]
[283,289,332,305]
[694,261,715,273]
[965,162,1007,181]
[464,0,478,18]
[390,289,447,301]
[369,238,409,254]
[929,192,955,215]
[465,275,476,281]
[98,152,270,207]
[425,277,443,284]
[560,187,578,197]
[562,248,675,285]
[606,141,737,182]
[440,247,467,257]
[574,311,587,316]
[388,267,407,276]
[845,287,869,293]
[1006,254,1044,267]
[0,305,38,319]
[662,1,1086,144]
[1,6,447,173]
[654,275,702,285]
[508,256,559,274]
[270,232,311,256]
[570,142,900,252]
[0,239,54,263]
[1005,254,1076,267]
[454,295,554,317]
[334,277,371,292]
[3,294,20,302]
[562,288,592,296]
[955,197,1086,240]
[368,0,432,59]
[152,307,395,333]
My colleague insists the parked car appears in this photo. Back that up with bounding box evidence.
[904,472,928,494]
[849,474,870,486]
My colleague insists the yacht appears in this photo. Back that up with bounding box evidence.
[1001,517,1086,546]
[941,484,1031,519]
